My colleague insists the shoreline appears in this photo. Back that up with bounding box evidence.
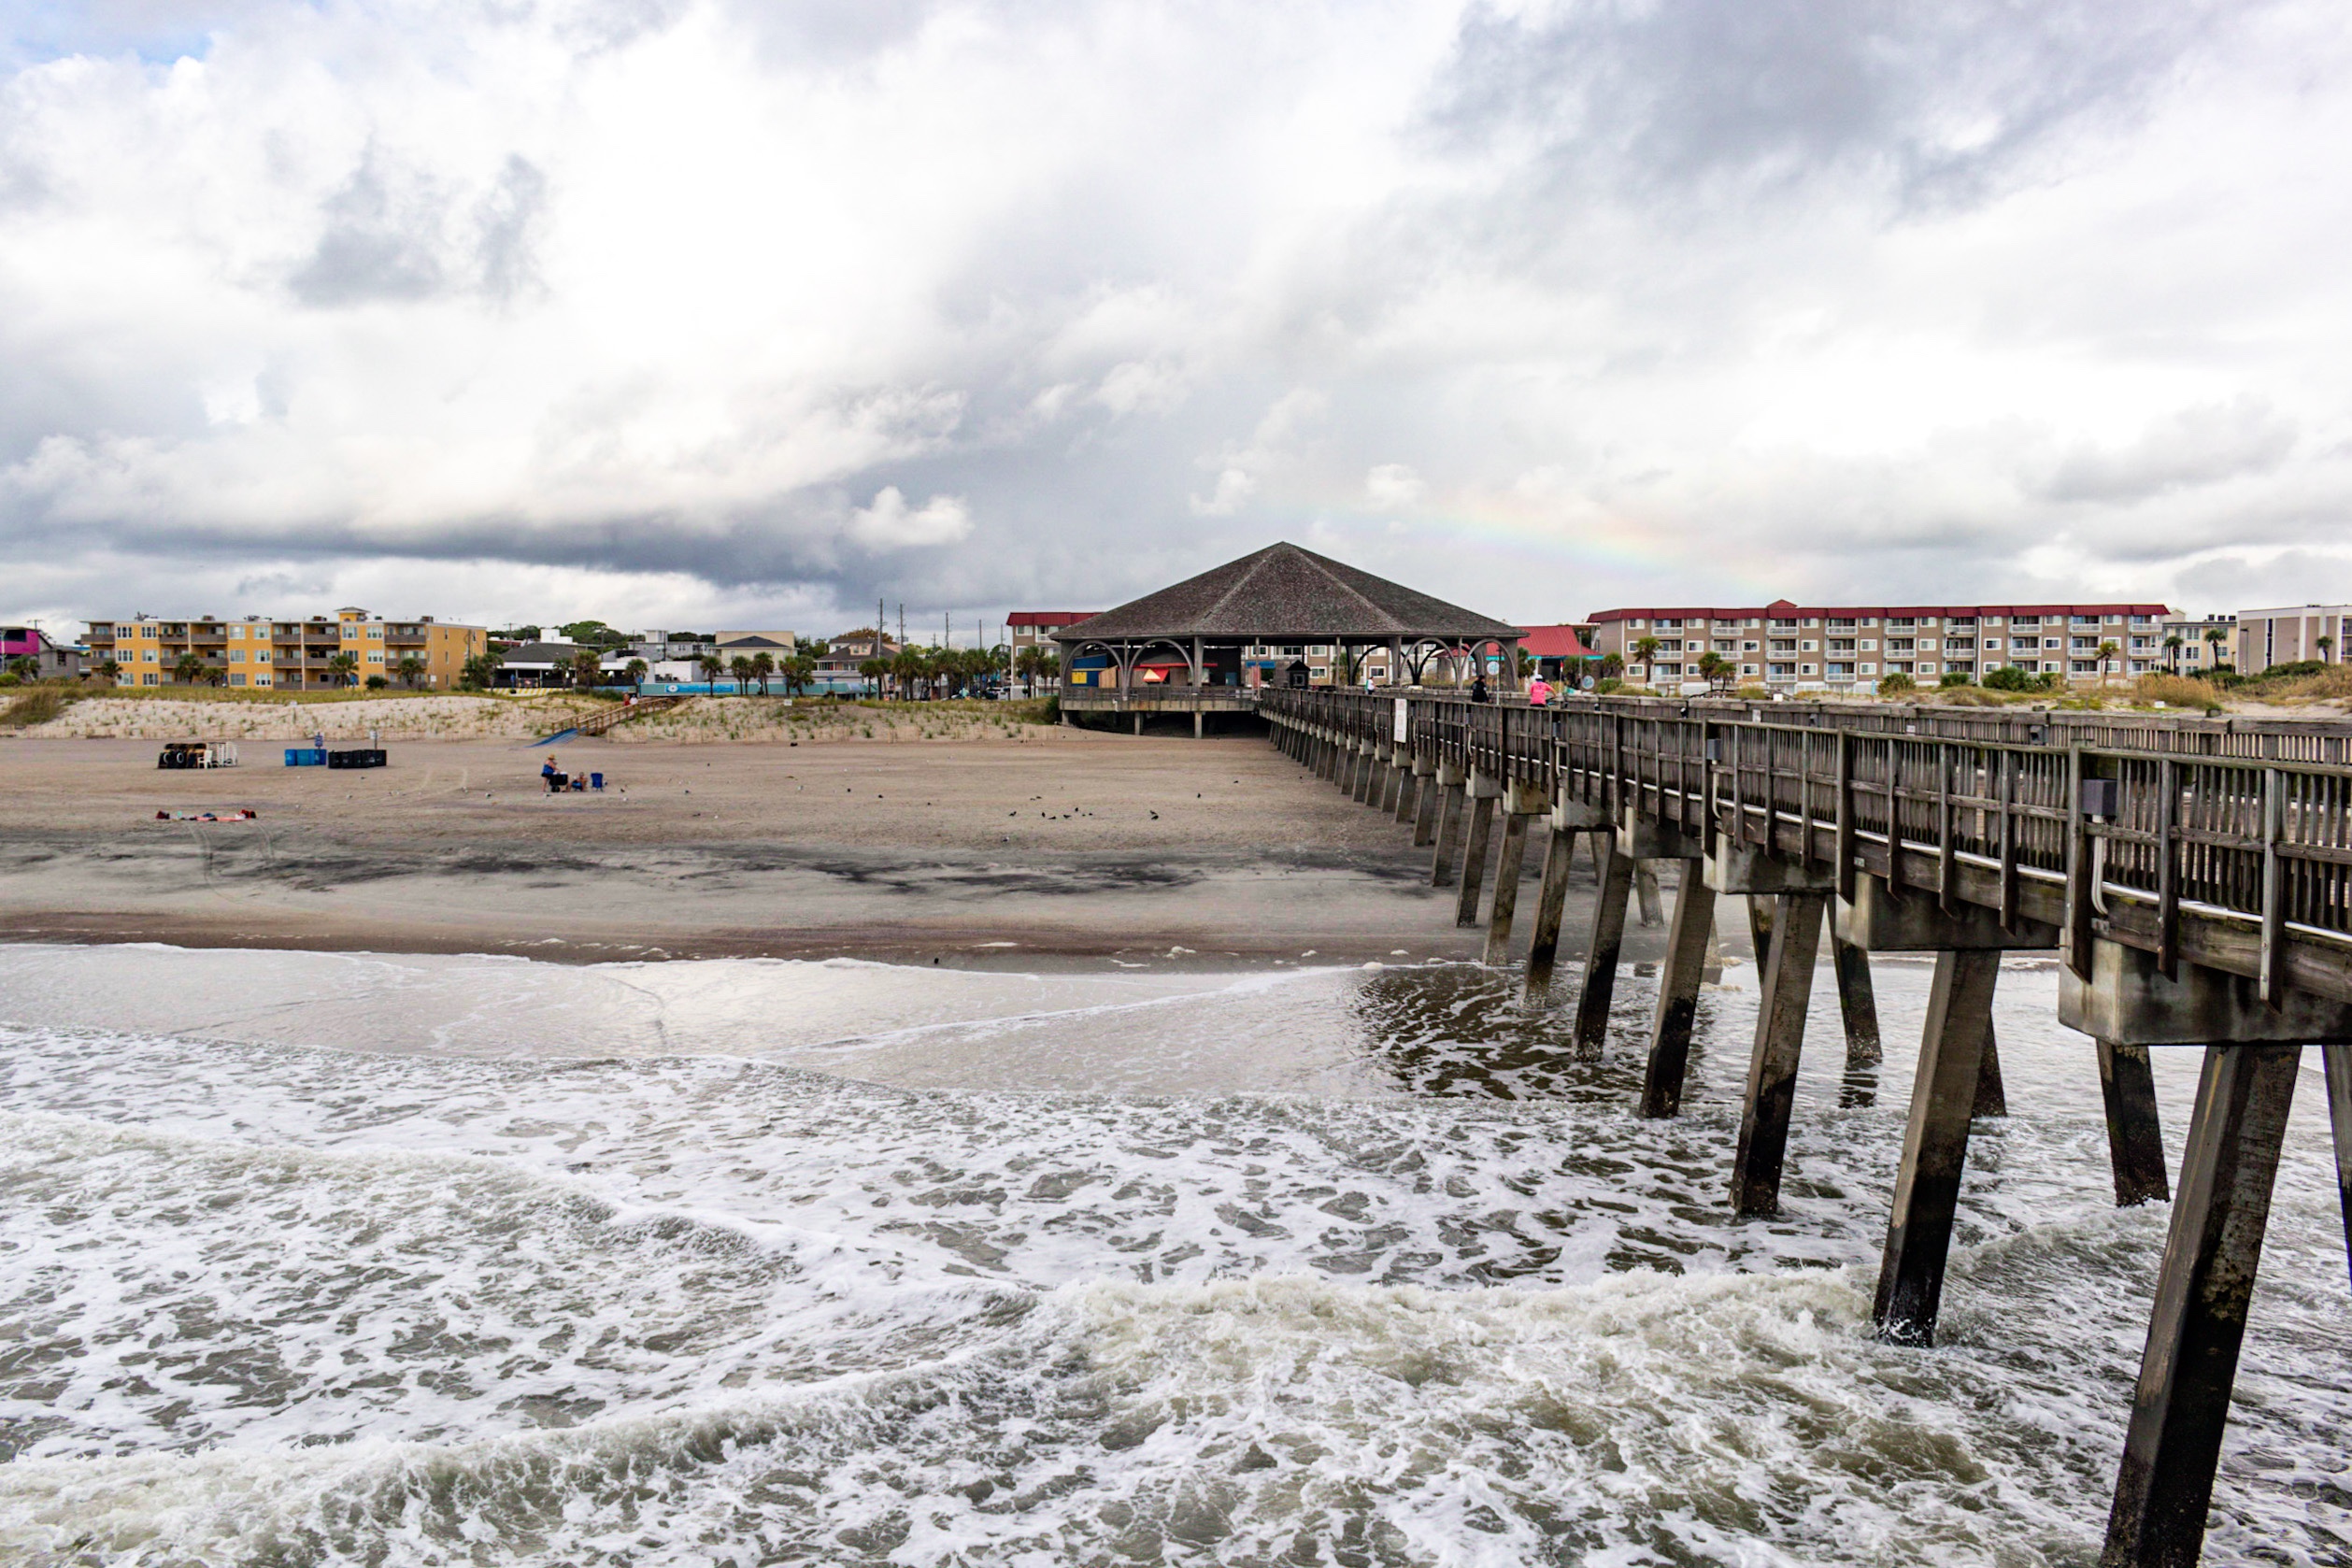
[0,735,1693,973]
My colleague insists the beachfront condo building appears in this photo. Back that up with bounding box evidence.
[84,607,489,690]
[1582,600,2174,693]
[2233,606,2352,672]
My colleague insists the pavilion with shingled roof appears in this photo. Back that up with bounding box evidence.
[1051,542,1525,732]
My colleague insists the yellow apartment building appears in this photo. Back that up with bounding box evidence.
[83,607,488,690]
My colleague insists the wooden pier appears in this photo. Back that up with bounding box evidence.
[1259,685,2352,1568]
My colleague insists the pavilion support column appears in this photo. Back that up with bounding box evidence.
[2098,1040,2171,1207]
[1448,776,1504,926]
[1639,860,1717,1118]
[1872,948,2001,1345]
[1832,935,1884,1069]
[1132,712,1143,736]
[1635,862,1665,928]
[1523,828,1580,1004]
[1732,892,1830,1217]
[2101,1044,2302,1568]
[1572,837,1636,1055]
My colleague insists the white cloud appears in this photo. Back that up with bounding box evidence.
[1189,467,1257,517]
[1,0,2349,634]
[848,486,972,549]
[1364,463,1426,509]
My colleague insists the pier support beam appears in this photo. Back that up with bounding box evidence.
[1523,828,1581,1003]
[1429,769,1467,886]
[2101,1044,2302,1568]
[1635,863,1665,928]
[1731,891,1829,1215]
[1454,776,1500,927]
[1832,936,1884,1068]
[1573,837,1635,1055]
[2060,937,2352,1216]
[1974,1023,2010,1119]
[1381,751,1405,815]
[2326,1045,2352,1289]
[1482,810,1532,962]
[1639,860,1717,1118]
[1873,948,2001,1346]
[2098,1041,2171,1206]
[1399,751,1430,827]
[1481,781,1550,965]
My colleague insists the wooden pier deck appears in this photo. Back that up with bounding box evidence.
[1259,686,2352,1568]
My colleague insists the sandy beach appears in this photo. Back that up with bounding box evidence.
[0,728,1686,967]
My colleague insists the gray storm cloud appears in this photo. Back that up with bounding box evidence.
[1,0,2348,631]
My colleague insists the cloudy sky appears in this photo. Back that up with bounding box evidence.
[4,0,2349,637]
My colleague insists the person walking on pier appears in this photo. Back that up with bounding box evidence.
[1470,671,1490,704]
[1527,674,1551,707]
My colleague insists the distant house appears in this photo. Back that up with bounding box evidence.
[1,627,82,680]
[1008,612,1099,654]
[1518,624,1598,683]
[490,640,592,689]
[716,630,796,656]
[814,632,899,693]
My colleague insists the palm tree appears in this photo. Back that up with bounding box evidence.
[328,651,360,688]
[2319,634,2335,663]
[750,650,776,694]
[2204,626,2230,669]
[6,656,34,680]
[2094,639,2119,687]
[171,651,205,685]
[1013,645,1042,695]
[890,647,925,699]
[98,658,121,685]
[857,657,886,698]
[697,653,723,689]
[1631,635,1661,676]
[571,649,603,690]
[2163,634,2184,670]
[394,655,426,689]
[728,654,755,694]
[1695,650,1730,691]
[783,652,816,695]
[624,658,649,688]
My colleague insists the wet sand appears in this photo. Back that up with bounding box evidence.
[0,732,1684,967]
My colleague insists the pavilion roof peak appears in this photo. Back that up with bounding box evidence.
[1055,541,1523,644]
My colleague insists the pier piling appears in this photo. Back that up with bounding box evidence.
[1639,859,1716,1118]
[2101,1044,2302,1567]
[2097,1040,2171,1206]
[1873,948,2000,1345]
[1523,827,1580,1002]
[1573,838,1635,1055]
[1731,891,1829,1216]
[1455,793,1497,926]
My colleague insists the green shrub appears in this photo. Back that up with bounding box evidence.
[1876,672,1917,695]
[364,675,390,689]
[1981,665,2034,691]
[1042,693,1062,724]
[1593,677,1625,695]
[1937,671,1974,688]
[0,674,17,688]
[2259,660,2328,679]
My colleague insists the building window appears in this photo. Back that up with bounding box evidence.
[229,649,245,663]
[1948,617,1976,629]
[1742,640,1760,652]
[1801,663,1817,675]
[1828,618,1856,630]
[230,674,246,687]
[1827,662,1854,677]
[143,672,158,685]
[1860,663,1876,675]
[1889,617,1915,628]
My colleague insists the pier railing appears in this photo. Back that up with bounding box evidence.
[1264,686,2352,1005]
